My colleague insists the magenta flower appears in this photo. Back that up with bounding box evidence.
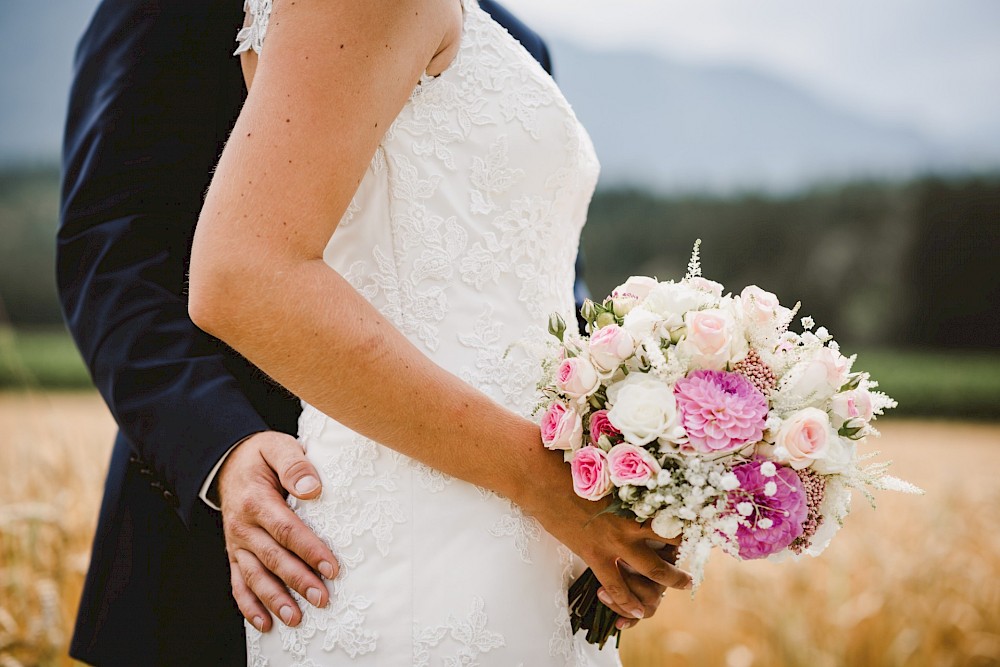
[673,370,768,454]
[729,460,808,560]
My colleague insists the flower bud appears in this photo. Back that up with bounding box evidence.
[580,299,599,325]
[547,312,567,341]
[595,311,617,329]
[612,295,639,318]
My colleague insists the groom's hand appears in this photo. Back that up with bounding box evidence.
[217,431,339,632]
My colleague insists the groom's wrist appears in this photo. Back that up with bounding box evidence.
[199,433,260,510]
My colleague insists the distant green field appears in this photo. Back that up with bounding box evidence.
[0,327,91,389]
[852,348,1000,420]
[1,328,998,419]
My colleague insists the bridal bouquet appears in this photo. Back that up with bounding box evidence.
[537,241,921,648]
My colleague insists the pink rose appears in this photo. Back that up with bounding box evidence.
[607,443,661,486]
[740,285,785,325]
[830,388,874,428]
[774,407,832,469]
[556,357,600,399]
[571,446,613,501]
[678,308,747,370]
[540,401,584,451]
[588,409,621,445]
[588,324,635,372]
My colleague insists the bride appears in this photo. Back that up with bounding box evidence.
[189,0,691,663]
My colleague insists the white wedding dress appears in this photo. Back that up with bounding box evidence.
[237,1,616,665]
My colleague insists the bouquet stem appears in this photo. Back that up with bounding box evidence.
[568,567,621,649]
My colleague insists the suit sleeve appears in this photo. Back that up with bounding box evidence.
[57,1,285,525]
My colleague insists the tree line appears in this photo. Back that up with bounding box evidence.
[1,166,997,349]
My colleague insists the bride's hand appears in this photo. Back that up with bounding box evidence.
[517,461,691,622]
[612,544,679,631]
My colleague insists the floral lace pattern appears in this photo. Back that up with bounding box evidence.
[233,0,271,56]
[242,0,608,664]
[488,498,543,564]
[413,598,506,667]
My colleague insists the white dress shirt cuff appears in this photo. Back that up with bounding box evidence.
[199,435,255,511]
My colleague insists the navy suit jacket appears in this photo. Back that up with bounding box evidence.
[58,2,583,665]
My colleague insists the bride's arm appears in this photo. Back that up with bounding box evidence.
[191,0,689,623]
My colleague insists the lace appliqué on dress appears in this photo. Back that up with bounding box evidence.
[234,0,271,56]
[488,498,543,564]
[470,135,524,215]
[413,597,506,667]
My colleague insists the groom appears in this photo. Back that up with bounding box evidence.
[59,0,583,665]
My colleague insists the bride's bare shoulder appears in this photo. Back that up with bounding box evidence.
[240,0,462,90]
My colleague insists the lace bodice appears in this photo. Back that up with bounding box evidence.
[239,1,609,665]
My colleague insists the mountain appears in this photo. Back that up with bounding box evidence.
[0,1,993,192]
[549,40,960,193]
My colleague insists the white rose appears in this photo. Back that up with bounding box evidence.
[621,307,664,341]
[612,276,659,301]
[686,276,725,298]
[773,407,835,470]
[829,388,875,428]
[816,347,851,389]
[651,510,684,540]
[811,435,856,474]
[606,373,685,446]
[643,282,710,329]
[676,307,748,371]
[588,324,636,373]
[780,358,838,406]
[556,357,601,399]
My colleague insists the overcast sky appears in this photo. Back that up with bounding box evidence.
[1,0,997,162]
[503,0,1000,144]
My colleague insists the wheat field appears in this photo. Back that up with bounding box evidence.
[1,392,998,667]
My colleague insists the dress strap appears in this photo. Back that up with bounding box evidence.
[234,0,272,56]
[234,0,473,57]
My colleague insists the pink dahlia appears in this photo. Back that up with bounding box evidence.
[729,460,808,560]
[673,370,769,454]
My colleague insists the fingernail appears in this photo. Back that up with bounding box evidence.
[597,590,613,607]
[683,578,693,590]
[253,616,264,631]
[295,476,319,494]
[279,605,294,625]
[319,561,335,578]
[306,587,323,607]
[629,606,645,620]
